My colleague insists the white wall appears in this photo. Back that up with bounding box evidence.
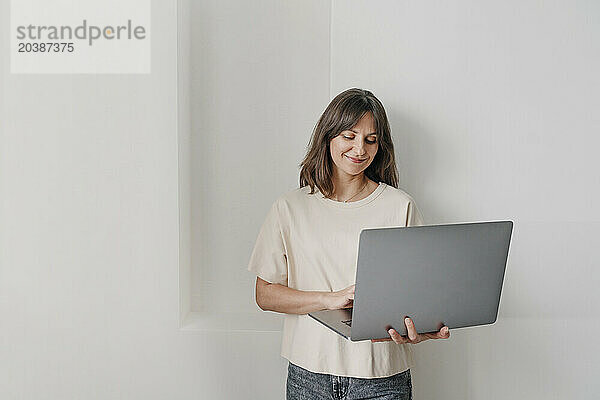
[187,0,331,320]
[331,0,600,398]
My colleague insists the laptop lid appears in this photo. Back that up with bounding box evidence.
[349,220,513,341]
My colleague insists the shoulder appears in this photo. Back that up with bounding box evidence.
[269,186,315,214]
[380,183,419,206]
[269,186,328,226]
[384,185,425,225]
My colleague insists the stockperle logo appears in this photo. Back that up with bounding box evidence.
[11,0,151,74]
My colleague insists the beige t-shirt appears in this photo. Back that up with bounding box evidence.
[247,182,425,378]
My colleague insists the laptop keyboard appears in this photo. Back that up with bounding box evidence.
[342,319,352,327]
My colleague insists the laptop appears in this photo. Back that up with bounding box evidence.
[308,220,514,341]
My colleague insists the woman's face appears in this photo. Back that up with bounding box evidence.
[329,111,379,178]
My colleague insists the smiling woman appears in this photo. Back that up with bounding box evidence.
[248,88,450,400]
[299,88,399,201]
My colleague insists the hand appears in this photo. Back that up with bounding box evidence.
[323,284,355,310]
[371,317,450,344]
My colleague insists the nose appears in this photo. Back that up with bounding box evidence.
[354,140,366,156]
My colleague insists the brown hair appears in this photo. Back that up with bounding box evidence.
[299,88,399,197]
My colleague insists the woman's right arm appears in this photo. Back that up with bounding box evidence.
[255,277,355,315]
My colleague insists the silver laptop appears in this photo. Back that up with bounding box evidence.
[308,220,513,341]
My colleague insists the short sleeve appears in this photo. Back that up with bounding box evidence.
[247,199,288,285]
[406,197,425,227]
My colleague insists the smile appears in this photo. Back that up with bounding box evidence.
[345,154,367,163]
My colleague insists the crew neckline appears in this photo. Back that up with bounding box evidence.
[316,182,387,209]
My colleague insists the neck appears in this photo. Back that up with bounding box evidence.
[331,171,369,201]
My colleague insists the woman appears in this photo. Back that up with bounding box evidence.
[247,88,450,399]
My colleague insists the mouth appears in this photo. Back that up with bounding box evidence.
[345,154,367,164]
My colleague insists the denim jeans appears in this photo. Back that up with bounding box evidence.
[286,362,412,400]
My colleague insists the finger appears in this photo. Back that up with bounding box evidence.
[388,328,408,344]
[429,326,449,339]
[438,326,450,338]
[404,318,418,341]
[422,327,450,341]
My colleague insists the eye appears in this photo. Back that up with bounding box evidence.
[341,133,377,144]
